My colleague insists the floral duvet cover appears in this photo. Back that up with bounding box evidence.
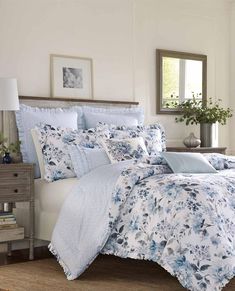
[49,155,235,291]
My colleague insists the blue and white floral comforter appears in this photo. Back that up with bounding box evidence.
[49,155,235,291]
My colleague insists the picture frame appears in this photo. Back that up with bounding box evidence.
[50,54,93,99]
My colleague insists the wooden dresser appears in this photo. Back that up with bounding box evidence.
[0,163,34,260]
[166,147,227,155]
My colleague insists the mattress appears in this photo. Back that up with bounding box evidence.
[15,178,79,241]
[35,178,78,213]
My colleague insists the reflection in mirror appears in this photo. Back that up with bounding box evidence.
[157,50,207,114]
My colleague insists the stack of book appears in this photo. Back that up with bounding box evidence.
[0,212,17,229]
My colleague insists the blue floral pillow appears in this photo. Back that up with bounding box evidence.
[140,153,168,165]
[101,137,149,163]
[203,153,235,170]
[97,123,166,155]
[34,124,105,182]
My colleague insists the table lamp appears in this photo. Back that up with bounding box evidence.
[0,78,19,111]
[0,78,19,163]
[0,78,19,212]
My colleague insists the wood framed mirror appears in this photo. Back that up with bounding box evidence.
[156,49,207,114]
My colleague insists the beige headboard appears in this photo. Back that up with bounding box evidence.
[1,96,139,145]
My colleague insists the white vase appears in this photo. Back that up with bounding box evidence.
[183,132,201,148]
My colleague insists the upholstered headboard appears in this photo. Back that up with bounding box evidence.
[1,96,139,145]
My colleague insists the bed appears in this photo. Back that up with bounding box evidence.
[48,156,235,291]
[8,96,139,241]
[6,97,235,291]
[15,178,78,241]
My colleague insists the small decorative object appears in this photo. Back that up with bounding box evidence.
[175,98,233,147]
[183,133,201,148]
[50,54,93,99]
[2,152,12,164]
[0,132,21,164]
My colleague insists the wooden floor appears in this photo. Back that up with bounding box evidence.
[0,253,185,291]
[0,248,234,291]
[0,246,52,266]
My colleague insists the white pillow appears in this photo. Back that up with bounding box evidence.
[69,146,110,179]
[31,129,45,178]
[161,152,218,173]
[85,112,139,128]
[82,106,144,129]
[15,104,82,178]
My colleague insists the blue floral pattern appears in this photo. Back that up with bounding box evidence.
[139,152,168,165]
[97,123,166,154]
[102,137,149,163]
[204,153,235,170]
[35,124,105,182]
[100,155,235,291]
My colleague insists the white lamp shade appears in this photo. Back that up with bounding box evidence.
[0,78,19,110]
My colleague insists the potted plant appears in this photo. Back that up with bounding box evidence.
[0,132,21,164]
[175,98,233,147]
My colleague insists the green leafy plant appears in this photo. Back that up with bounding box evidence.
[175,98,233,125]
[0,132,21,156]
[165,92,202,109]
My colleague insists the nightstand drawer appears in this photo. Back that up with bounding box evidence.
[0,184,30,202]
[0,163,34,260]
[0,227,24,243]
[0,169,31,185]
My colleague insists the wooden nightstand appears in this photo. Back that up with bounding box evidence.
[166,147,227,154]
[0,163,34,260]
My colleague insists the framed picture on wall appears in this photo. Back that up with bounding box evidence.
[50,54,93,99]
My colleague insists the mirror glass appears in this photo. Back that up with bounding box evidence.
[157,50,207,114]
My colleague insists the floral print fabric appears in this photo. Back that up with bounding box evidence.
[101,137,149,163]
[101,155,235,291]
[97,123,166,154]
[204,153,235,170]
[34,122,166,181]
[35,124,104,182]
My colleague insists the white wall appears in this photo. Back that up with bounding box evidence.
[0,0,231,148]
[0,0,134,101]
[230,1,235,154]
[134,0,231,147]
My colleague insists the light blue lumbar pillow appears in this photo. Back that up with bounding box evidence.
[15,104,83,178]
[82,106,144,129]
[69,146,110,179]
[161,152,217,173]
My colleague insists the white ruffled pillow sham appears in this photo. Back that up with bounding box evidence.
[82,106,144,129]
[15,104,82,178]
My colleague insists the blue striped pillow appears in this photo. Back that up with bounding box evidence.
[69,146,110,178]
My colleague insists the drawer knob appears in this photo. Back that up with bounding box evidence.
[14,173,18,177]
[14,189,18,193]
